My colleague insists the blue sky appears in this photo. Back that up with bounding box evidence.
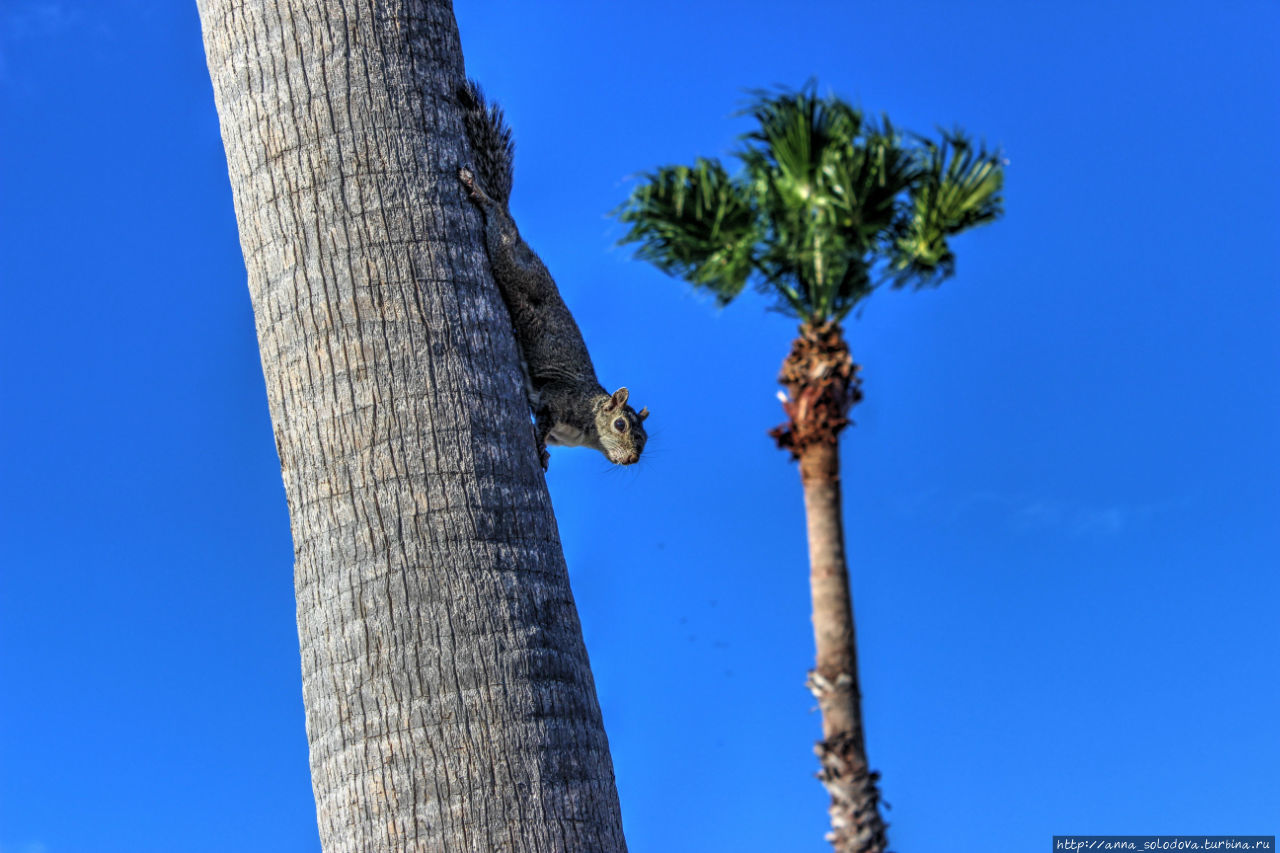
[1,2,1277,851]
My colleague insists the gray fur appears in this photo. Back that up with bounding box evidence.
[458,81,513,207]
[458,82,648,468]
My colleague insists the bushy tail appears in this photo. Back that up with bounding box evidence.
[458,79,514,207]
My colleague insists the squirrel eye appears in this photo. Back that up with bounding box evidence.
[613,418,627,432]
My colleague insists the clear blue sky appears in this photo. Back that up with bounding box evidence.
[2,2,1277,851]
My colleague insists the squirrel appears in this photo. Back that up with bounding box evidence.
[457,80,648,469]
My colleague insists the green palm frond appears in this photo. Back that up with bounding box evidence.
[820,117,920,317]
[890,130,1004,287]
[736,87,921,320]
[614,157,763,308]
[738,83,863,206]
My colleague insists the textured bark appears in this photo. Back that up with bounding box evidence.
[773,324,887,853]
[196,2,626,850]
[800,441,887,853]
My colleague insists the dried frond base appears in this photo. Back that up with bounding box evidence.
[807,671,889,853]
[771,322,863,459]
[814,733,890,853]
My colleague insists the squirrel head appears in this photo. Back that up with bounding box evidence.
[593,387,649,466]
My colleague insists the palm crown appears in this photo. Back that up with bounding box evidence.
[615,84,1004,324]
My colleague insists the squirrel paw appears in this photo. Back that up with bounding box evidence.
[530,420,551,471]
[458,166,489,203]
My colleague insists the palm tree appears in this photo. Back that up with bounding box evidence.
[615,84,1003,853]
[197,1,626,850]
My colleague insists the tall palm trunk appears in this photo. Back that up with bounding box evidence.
[773,323,887,853]
[196,2,626,850]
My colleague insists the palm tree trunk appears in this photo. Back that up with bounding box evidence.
[800,439,888,853]
[197,2,627,850]
[772,322,887,853]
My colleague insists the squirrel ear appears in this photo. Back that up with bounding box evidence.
[609,387,629,411]
[637,407,650,421]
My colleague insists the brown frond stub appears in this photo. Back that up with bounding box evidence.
[770,321,863,459]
